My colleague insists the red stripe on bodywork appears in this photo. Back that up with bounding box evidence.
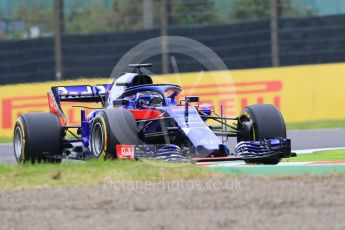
[130,109,161,120]
[47,92,67,125]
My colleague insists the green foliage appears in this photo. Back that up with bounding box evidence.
[230,0,271,21]
[0,0,317,39]
[112,0,144,31]
[229,0,316,22]
[12,2,54,35]
[0,2,53,40]
[167,0,226,26]
[66,0,143,34]
[66,3,113,34]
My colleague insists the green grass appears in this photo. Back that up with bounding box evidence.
[214,164,345,176]
[0,160,223,191]
[283,149,345,162]
[215,150,345,177]
[0,137,12,144]
[286,119,345,130]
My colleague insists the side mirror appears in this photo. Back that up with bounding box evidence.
[185,96,199,103]
[113,99,129,107]
[184,96,199,125]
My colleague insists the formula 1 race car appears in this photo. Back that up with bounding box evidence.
[13,64,295,164]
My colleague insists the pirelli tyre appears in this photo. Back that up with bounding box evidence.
[13,113,63,163]
[90,109,140,159]
[238,104,286,165]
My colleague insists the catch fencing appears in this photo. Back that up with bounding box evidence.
[1,14,345,84]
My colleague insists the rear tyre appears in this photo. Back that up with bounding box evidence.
[13,113,63,164]
[238,104,286,165]
[90,109,140,159]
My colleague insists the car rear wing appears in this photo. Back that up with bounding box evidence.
[51,84,112,104]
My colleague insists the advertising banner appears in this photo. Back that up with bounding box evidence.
[1,63,345,137]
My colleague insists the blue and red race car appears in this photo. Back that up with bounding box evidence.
[13,64,294,164]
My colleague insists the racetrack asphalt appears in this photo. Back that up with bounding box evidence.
[1,128,345,164]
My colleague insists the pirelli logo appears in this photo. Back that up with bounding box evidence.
[181,80,282,116]
[1,97,96,129]
[0,80,282,132]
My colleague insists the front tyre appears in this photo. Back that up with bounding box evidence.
[90,109,140,159]
[13,113,63,163]
[238,104,286,165]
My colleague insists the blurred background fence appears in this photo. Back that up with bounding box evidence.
[1,0,345,84]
